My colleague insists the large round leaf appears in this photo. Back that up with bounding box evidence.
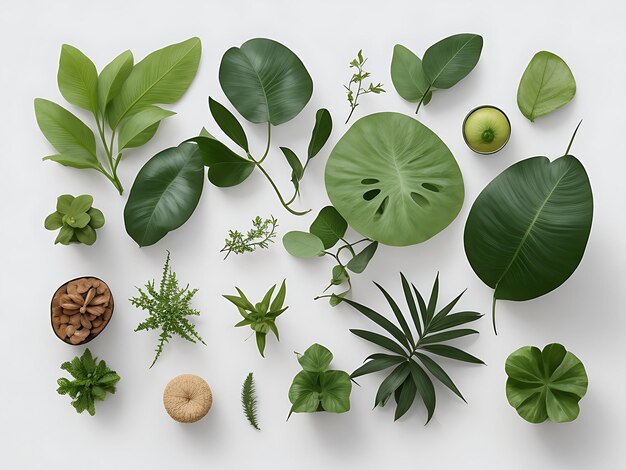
[325,112,464,246]
[219,38,313,126]
[505,343,588,423]
[464,155,593,329]
[124,142,204,247]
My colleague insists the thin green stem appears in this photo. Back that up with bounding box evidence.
[250,158,310,216]
[415,85,431,114]
[565,120,583,155]
[257,123,271,164]
[492,295,498,336]
[95,116,124,194]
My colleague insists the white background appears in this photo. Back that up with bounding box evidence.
[1,0,624,468]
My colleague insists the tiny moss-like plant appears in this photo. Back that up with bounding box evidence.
[56,348,120,416]
[130,251,205,367]
[45,194,104,245]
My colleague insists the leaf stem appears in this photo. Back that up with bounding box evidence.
[415,86,431,114]
[250,158,310,216]
[492,295,498,336]
[564,120,583,155]
[257,123,271,164]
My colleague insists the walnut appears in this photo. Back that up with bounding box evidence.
[51,277,114,345]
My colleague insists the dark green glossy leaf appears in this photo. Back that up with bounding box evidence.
[390,44,430,102]
[298,343,333,373]
[319,370,351,413]
[209,97,249,151]
[421,344,484,364]
[429,311,483,332]
[394,376,417,421]
[280,147,303,186]
[349,329,407,357]
[401,273,422,336]
[307,108,332,159]
[416,352,465,402]
[374,282,414,347]
[375,363,410,407]
[288,371,320,414]
[351,355,406,379]
[342,298,410,351]
[309,206,347,249]
[422,33,483,89]
[346,241,378,274]
[506,343,588,423]
[219,38,312,125]
[420,329,478,345]
[124,142,204,247]
[464,155,593,332]
[408,360,436,423]
[190,136,255,187]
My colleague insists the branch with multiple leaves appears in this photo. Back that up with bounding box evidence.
[190,38,332,216]
[56,349,120,416]
[224,281,288,357]
[34,38,201,194]
[241,373,261,430]
[342,274,484,423]
[130,251,205,367]
[221,216,278,259]
[283,206,378,304]
[344,50,385,124]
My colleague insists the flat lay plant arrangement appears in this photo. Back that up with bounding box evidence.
[38,34,593,428]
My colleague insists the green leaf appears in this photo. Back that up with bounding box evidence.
[282,231,324,258]
[65,212,90,228]
[374,282,414,347]
[270,280,287,311]
[420,329,477,345]
[331,265,349,286]
[408,360,436,423]
[124,142,204,247]
[57,44,98,114]
[375,363,410,407]
[35,99,100,169]
[288,370,321,414]
[255,332,266,357]
[219,38,312,125]
[429,311,482,332]
[75,225,97,245]
[394,376,417,421]
[400,273,422,337]
[68,194,93,215]
[505,343,588,423]
[280,147,304,185]
[349,329,407,357]
[325,112,464,246]
[464,155,593,332]
[55,225,74,245]
[190,136,254,187]
[107,37,201,128]
[97,50,134,113]
[422,33,483,89]
[415,352,465,402]
[44,212,63,230]
[421,344,484,364]
[117,106,175,150]
[319,370,351,413]
[346,241,378,274]
[87,207,105,229]
[307,108,332,159]
[517,51,576,122]
[208,97,249,152]
[56,194,75,213]
[298,343,333,373]
[309,206,347,250]
[390,44,430,102]
[351,354,407,379]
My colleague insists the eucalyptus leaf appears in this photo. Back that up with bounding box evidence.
[517,51,576,122]
[219,38,312,125]
[307,108,332,159]
[124,142,204,247]
[464,154,593,333]
[325,112,464,246]
[97,50,134,113]
[390,44,430,102]
[208,97,249,152]
[282,231,324,258]
[117,106,175,150]
[346,241,378,273]
[422,33,483,89]
[58,44,99,114]
[309,206,347,249]
[34,98,100,169]
[108,37,201,128]
[505,343,588,423]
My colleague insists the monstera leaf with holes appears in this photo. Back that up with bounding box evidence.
[464,130,593,333]
[343,273,483,424]
[325,112,464,246]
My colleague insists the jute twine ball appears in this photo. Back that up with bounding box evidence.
[163,374,213,423]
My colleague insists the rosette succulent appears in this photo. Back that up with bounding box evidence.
[45,194,105,245]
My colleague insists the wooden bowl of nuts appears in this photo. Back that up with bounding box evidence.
[50,277,114,345]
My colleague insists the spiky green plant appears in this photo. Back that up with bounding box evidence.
[241,373,260,430]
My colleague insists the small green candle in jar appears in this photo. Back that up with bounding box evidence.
[463,105,511,154]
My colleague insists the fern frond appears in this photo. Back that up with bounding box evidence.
[241,372,260,430]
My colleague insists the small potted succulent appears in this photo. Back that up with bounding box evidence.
[44,194,105,245]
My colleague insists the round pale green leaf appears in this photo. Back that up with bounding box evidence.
[87,207,105,229]
[124,142,204,247]
[319,370,352,413]
[44,212,63,230]
[309,206,347,249]
[517,51,576,122]
[325,112,464,246]
[464,156,593,323]
[505,343,588,423]
[282,231,324,258]
[298,343,333,373]
[219,38,313,126]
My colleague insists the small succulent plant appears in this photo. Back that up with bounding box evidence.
[45,194,105,245]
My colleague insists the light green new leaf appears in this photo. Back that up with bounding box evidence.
[390,44,430,102]
[87,207,105,228]
[309,206,347,249]
[219,38,312,125]
[464,155,593,333]
[55,225,75,245]
[282,231,324,258]
[44,212,63,230]
[422,33,483,89]
[97,50,134,113]
[117,106,175,150]
[57,44,99,114]
[35,98,100,169]
[506,343,588,423]
[325,112,464,246]
[107,37,201,128]
[298,343,333,373]
[124,142,204,247]
[76,225,97,245]
[517,51,576,122]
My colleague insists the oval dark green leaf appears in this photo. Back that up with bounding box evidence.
[422,33,483,89]
[208,97,249,152]
[124,142,204,247]
[309,206,347,249]
[219,38,313,126]
[308,109,332,159]
[325,112,464,246]
[390,44,430,102]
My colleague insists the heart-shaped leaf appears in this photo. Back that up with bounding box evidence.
[517,51,576,122]
[282,231,324,258]
[298,343,333,373]
[309,206,347,249]
[464,155,593,332]
[219,38,312,126]
[308,108,332,159]
[124,142,204,247]
[319,370,352,413]
[390,44,431,102]
[58,44,99,114]
[422,33,483,89]
[325,112,464,246]
[208,97,249,152]
[505,343,588,423]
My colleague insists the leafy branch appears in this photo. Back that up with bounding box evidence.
[221,215,278,259]
[241,373,261,430]
[345,50,385,124]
